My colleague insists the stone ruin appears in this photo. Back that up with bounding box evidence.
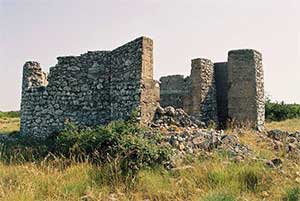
[160,49,265,130]
[20,36,264,138]
[21,37,159,138]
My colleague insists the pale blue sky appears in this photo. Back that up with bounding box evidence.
[0,0,299,111]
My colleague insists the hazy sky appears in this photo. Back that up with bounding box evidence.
[0,0,299,111]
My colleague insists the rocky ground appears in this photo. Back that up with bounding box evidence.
[151,106,300,168]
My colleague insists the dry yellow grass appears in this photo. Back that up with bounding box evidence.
[0,152,298,201]
[0,118,299,200]
[266,118,300,132]
[0,118,19,135]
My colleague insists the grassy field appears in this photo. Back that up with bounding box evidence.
[0,118,19,135]
[266,118,300,132]
[0,118,299,201]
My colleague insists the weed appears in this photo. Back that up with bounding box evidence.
[202,193,235,201]
[283,187,300,201]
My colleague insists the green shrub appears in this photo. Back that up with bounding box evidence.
[0,111,20,118]
[283,187,300,201]
[55,121,173,175]
[0,120,173,176]
[265,99,300,121]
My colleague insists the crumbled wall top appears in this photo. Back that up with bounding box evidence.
[20,37,159,138]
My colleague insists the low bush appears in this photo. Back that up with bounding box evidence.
[55,121,173,175]
[0,120,173,176]
[265,100,300,121]
[0,111,20,119]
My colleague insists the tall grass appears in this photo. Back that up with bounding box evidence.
[283,187,300,201]
[1,117,300,200]
[266,118,300,132]
[0,151,288,200]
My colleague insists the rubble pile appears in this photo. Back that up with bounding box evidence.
[162,127,252,159]
[266,129,300,155]
[151,106,205,128]
[150,106,252,159]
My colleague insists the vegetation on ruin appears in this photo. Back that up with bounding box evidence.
[0,115,300,200]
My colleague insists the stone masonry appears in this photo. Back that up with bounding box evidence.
[190,59,217,123]
[160,75,191,109]
[21,36,265,138]
[160,59,218,124]
[227,49,265,130]
[160,49,264,129]
[21,37,159,138]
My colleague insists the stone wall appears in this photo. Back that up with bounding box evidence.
[190,59,217,123]
[20,37,159,138]
[20,62,49,136]
[159,75,191,109]
[214,62,228,127]
[227,49,264,130]
[21,37,265,136]
[160,59,218,124]
[159,50,264,130]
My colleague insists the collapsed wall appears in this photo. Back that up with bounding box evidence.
[20,37,159,138]
[160,58,218,124]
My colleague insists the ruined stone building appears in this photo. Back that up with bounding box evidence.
[20,36,264,138]
[21,37,159,138]
[160,49,265,130]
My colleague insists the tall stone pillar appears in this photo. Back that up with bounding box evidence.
[190,58,217,123]
[20,61,48,135]
[140,37,160,124]
[227,49,265,130]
